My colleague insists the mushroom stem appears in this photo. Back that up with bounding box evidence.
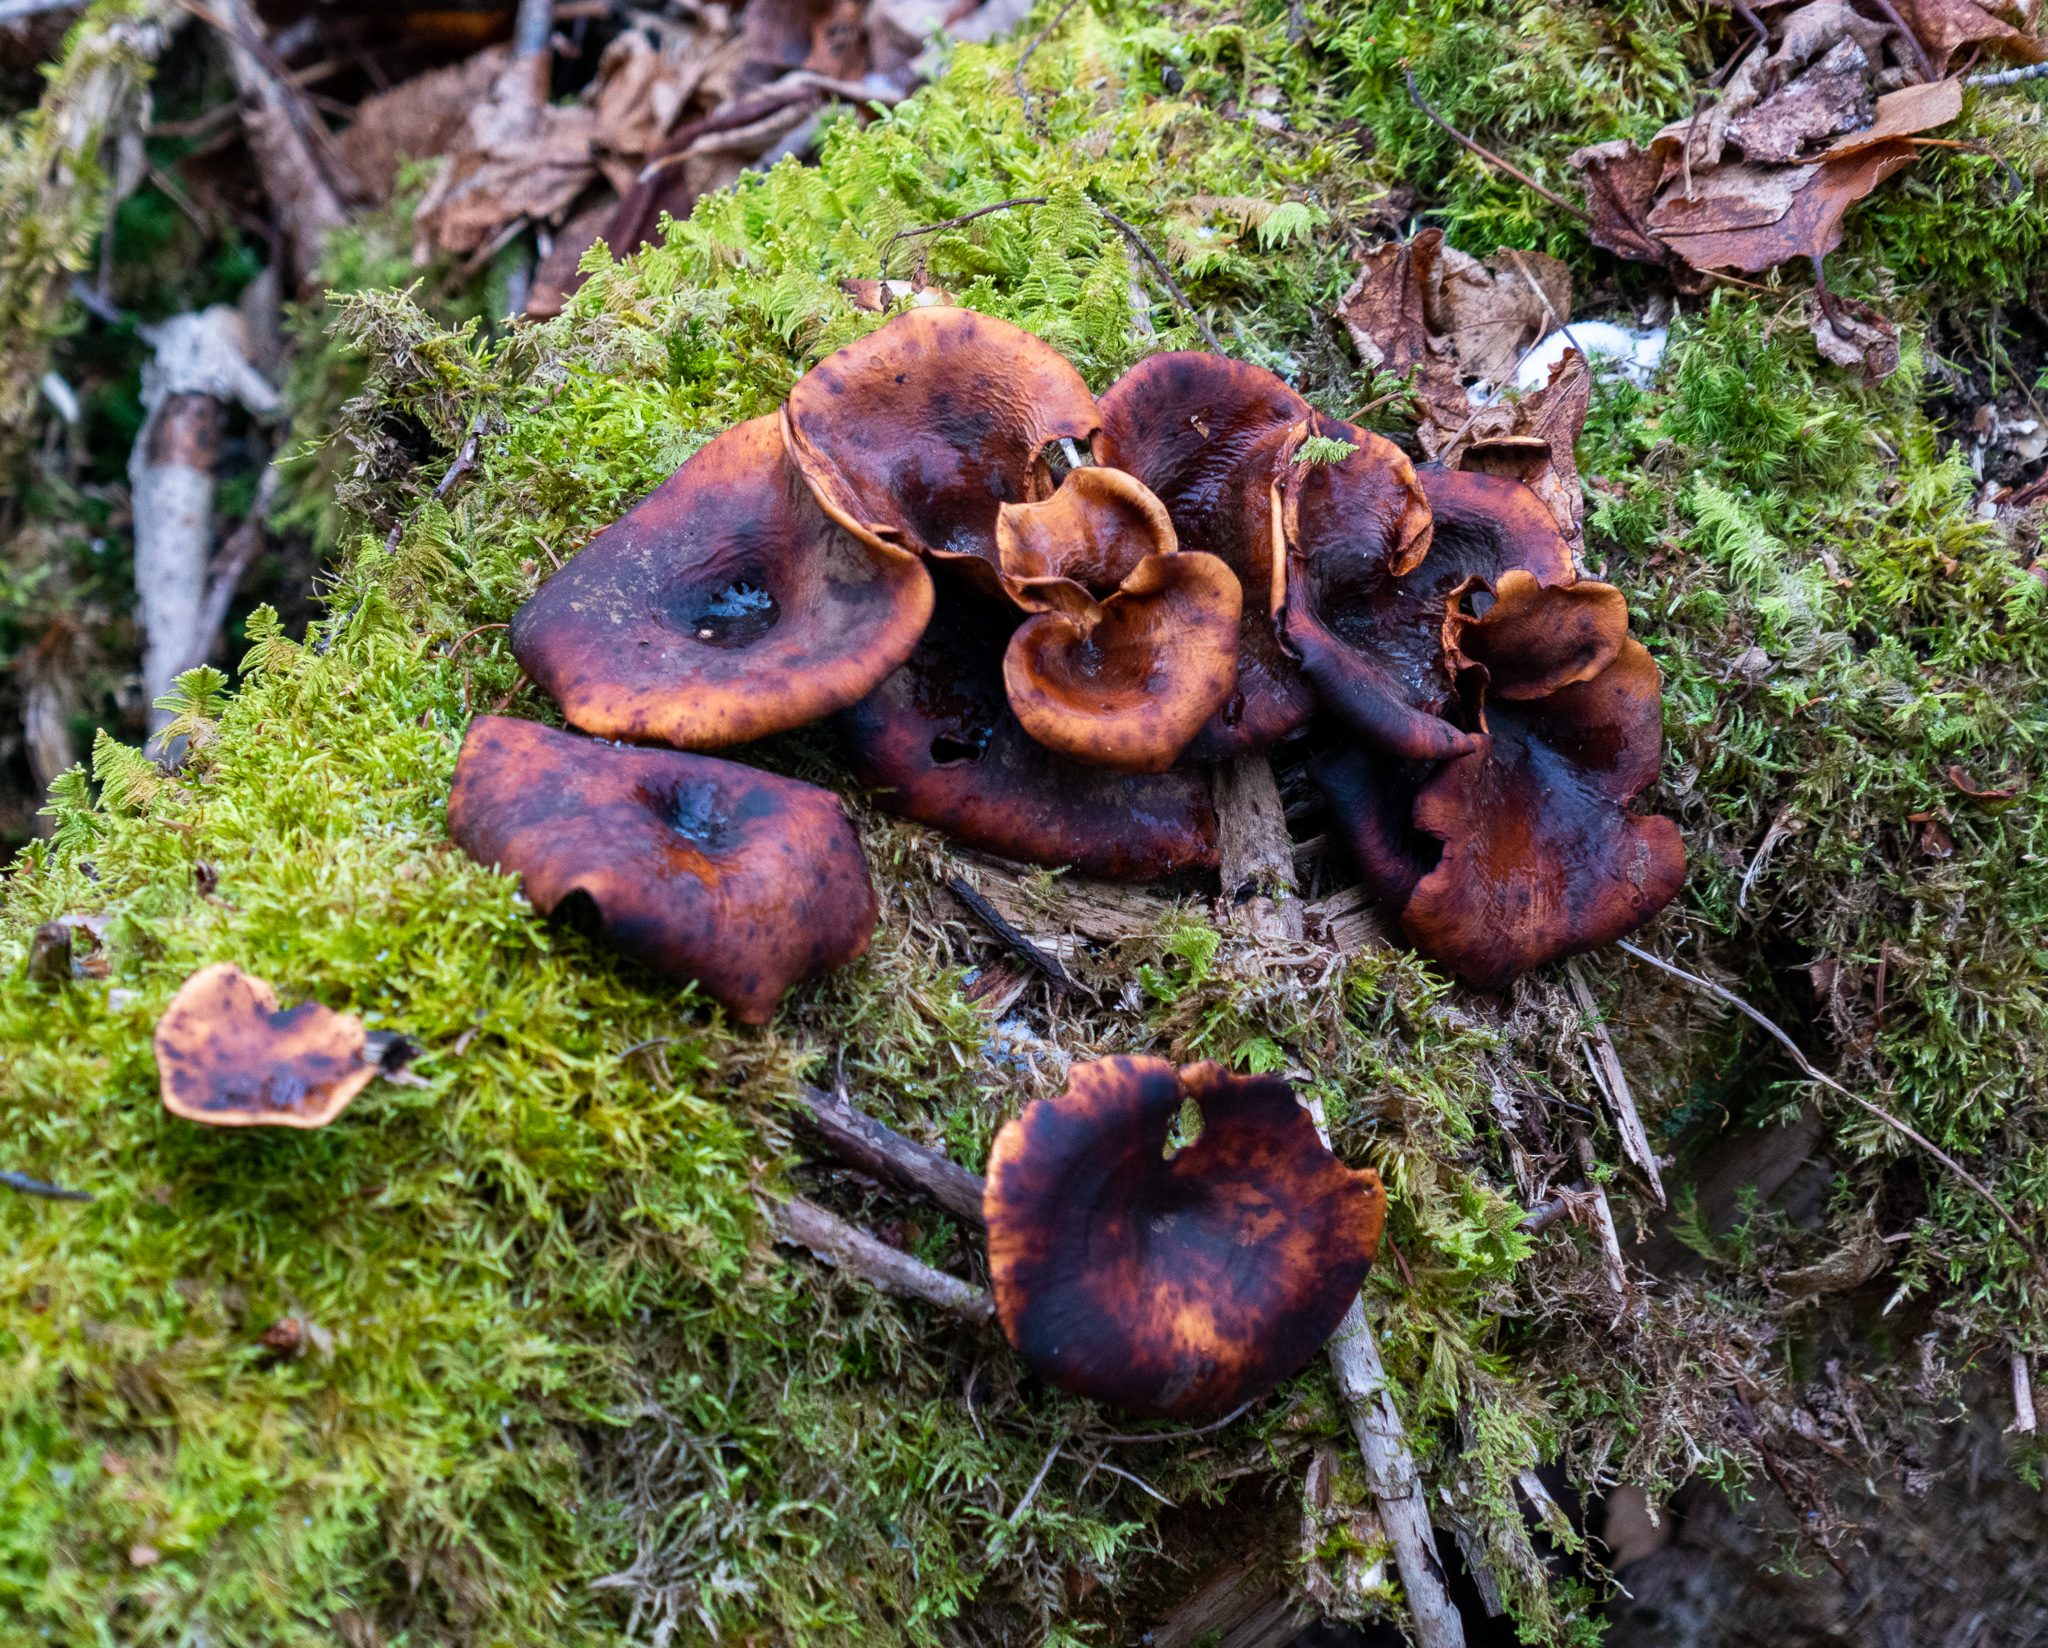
[792,1084,989,1228]
[1210,752,1469,1648]
[771,1194,995,1325]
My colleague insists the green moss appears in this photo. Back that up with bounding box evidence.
[5,0,2048,1642]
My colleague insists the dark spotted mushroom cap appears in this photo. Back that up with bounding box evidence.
[835,584,1220,881]
[154,963,377,1129]
[781,307,1101,593]
[509,415,933,751]
[446,715,878,1024]
[996,466,1242,774]
[984,1056,1385,1418]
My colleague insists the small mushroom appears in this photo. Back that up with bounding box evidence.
[1279,465,1572,760]
[447,715,878,1024]
[985,1056,1385,1417]
[836,583,1219,880]
[510,415,933,750]
[1096,352,1320,759]
[996,467,1242,772]
[154,963,378,1129]
[781,307,1101,592]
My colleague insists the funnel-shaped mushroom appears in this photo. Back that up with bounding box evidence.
[1318,567,1682,991]
[155,963,377,1129]
[836,583,1219,880]
[781,308,1100,591]
[1400,637,1685,991]
[1279,465,1573,761]
[1096,353,1317,759]
[985,1056,1385,1417]
[447,715,878,1023]
[510,416,933,750]
[996,467,1241,772]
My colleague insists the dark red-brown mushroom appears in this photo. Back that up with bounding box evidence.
[154,963,378,1129]
[510,415,933,750]
[1278,465,1574,761]
[836,582,1219,880]
[1399,636,1686,991]
[446,715,878,1023]
[984,1056,1386,1417]
[1096,352,1317,759]
[781,307,1101,593]
[996,466,1241,773]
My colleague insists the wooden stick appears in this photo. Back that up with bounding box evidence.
[1209,754,1467,1648]
[790,1083,989,1228]
[1565,959,1666,1208]
[771,1194,994,1324]
[2011,1351,2038,1435]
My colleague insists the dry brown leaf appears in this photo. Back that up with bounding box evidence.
[1649,141,1916,274]
[1572,138,1675,266]
[1811,290,1900,378]
[1892,0,2047,73]
[414,55,600,259]
[336,49,506,208]
[1436,245,1573,387]
[1429,351,1595,550]
[591,29,718,161]
[525,197,620,321]
[1821,75,1965,157]
[1723,36,1875,164]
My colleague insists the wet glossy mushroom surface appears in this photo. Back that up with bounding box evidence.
[510,416,933,750]
[836,586,1220,880]
[984,1056,1385,1418]
[154,963,377,1129]
[781,307,1101,588]
[447,715,879,1024]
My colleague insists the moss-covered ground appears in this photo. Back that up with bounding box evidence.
[3,1,2046,1642]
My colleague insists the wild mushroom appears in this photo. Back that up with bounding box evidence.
[1095,352,1319,759]
[781,307,1101,595]
[835,585,1220,880]
[446,715,878,1024]
[154,962,379,1129]
[1317,569,1684,990]
[510,415,933,750]
[1277,465,1573,761]
[996,466,1242,772]
[984,1055,1385,1417]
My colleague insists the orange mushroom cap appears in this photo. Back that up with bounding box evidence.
[835,583,1220,880]
[447,715,878,1023]
[985,1056,1385,1418]
[1096,353,1318,759]
[1278,463,1576,761]
[510,415,933,750]
[995,467,1241,773]
[155,963,378,1129]
[781,307,1101,592]
[1400,636,1685,991]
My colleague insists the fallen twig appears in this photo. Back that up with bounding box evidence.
[188,460,282,676]
[1616,939,2048,1282]
[1862,0,1938,85]
[384,414,487,553]
[946,875,1076,992]
[2011,1351,2037,1435]
[1967,60,2048,88]
[1403,68,1593,227]
[791,1081,990,1227]
[1,1169,95,1202]
[771,1194,994,1324]
[1565,959,1666,1208]
[1013,0,1083,134]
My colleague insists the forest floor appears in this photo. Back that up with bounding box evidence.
[2,1,2047,1645]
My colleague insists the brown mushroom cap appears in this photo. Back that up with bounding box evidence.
[1279,463,1575,760]
[835,583,1220,880]
[985,1056,1386,1418]
[1096,353,1317,759]
[1400,639,1687,991]
[510,416,933,750]
[446,715,878,1023]
[154,963,377,1129]
[781,307,1101,590]
[1442,568,1628,701]
[1312,742,1441,912]
[994,467,1241,773]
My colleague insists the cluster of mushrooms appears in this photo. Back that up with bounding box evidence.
[146,305,1686,1418]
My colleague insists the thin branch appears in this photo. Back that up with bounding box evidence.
[190,460,282,673]
[946,875,1076,991]
[790,1081,989,1227]
[770,1194,995,1323]
[385,414,487,552]
[881,195,1050,276]
[1098,207,1225,353]
[1088,1399,1257,1446]
[1862,0,1938,85]
[1616,940,2048,1281]
[1968,60,2048,88]
[1,1169,95,1202]
[1403,68,1593,226]
[1088,1459,1177,1506]
[1013,0,1083,134]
